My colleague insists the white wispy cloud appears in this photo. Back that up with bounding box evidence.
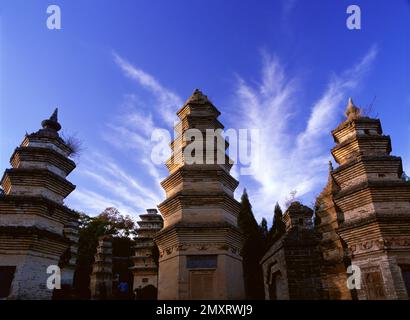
[113,52,182,125]
[298,45,378,146]
[68,54,182,218]
[87,152,161,203]
[67,151,163,217]
[69,47,378,223]
[69,188,138,217]
[107,54,185,193]
[100,95,167,192]
[234,45,378,219]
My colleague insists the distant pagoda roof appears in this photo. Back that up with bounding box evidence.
[139,208,164,222]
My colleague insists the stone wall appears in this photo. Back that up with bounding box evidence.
[0,254,58,300]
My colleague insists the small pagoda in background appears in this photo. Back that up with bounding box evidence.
[0,109,79,299]
[130,208,163,299]
[90,236,113,299]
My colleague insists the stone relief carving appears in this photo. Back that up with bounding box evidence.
[349,237,410,254]
[159,242,241,257]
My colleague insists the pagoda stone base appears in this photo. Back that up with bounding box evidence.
[158,252,244,300]
[350,253,409,300]
[156,223,245,300]
[90,236,113,299]
[0,253,60,300]
[89,273,113,299]
[132,272,158,291]
[319,265,352,300]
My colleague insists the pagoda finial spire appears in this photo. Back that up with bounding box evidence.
[50,108,58,122]
[41,108,62,131]
[345,97,362,120]
[184,88,212,106]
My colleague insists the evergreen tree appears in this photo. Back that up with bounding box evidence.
[273,202,286,234]
[259,218,269,240]
[267,202,286,246]
[238,189,259,236]
[238,189,266,299]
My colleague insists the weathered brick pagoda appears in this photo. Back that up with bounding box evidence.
[90,236,113,299]
[154,89,245,299]
[0,109,79,299]
[261,98,410,300]
[130,208,163,297]
[323,98,410,299]
[261,202,322,299]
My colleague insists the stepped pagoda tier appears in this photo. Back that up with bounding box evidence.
[316,98,410,299]
[314,160,352,299]
[0,109,79,300]
[90,236,113,299]
[154,89,245,300]
[130,208,163,297]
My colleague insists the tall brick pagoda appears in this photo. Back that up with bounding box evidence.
[316,98,410,299]
[130,208,163,297]
[154,89,245,299]
[0,109,79,299]
[262,98,410,300]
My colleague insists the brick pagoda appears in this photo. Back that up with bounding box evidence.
[154,89,245,299]
[328,98,410,299]
[130,208,163,296]
[0,109,79,299]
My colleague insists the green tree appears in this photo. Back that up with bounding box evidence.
[238,189,266,300]
[267,202,286,246]
[98,207,137,237]
[73,207,136,299]
[238,189,259,235]
[273,202,286,233]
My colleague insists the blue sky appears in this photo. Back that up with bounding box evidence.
[0,0,409,222]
